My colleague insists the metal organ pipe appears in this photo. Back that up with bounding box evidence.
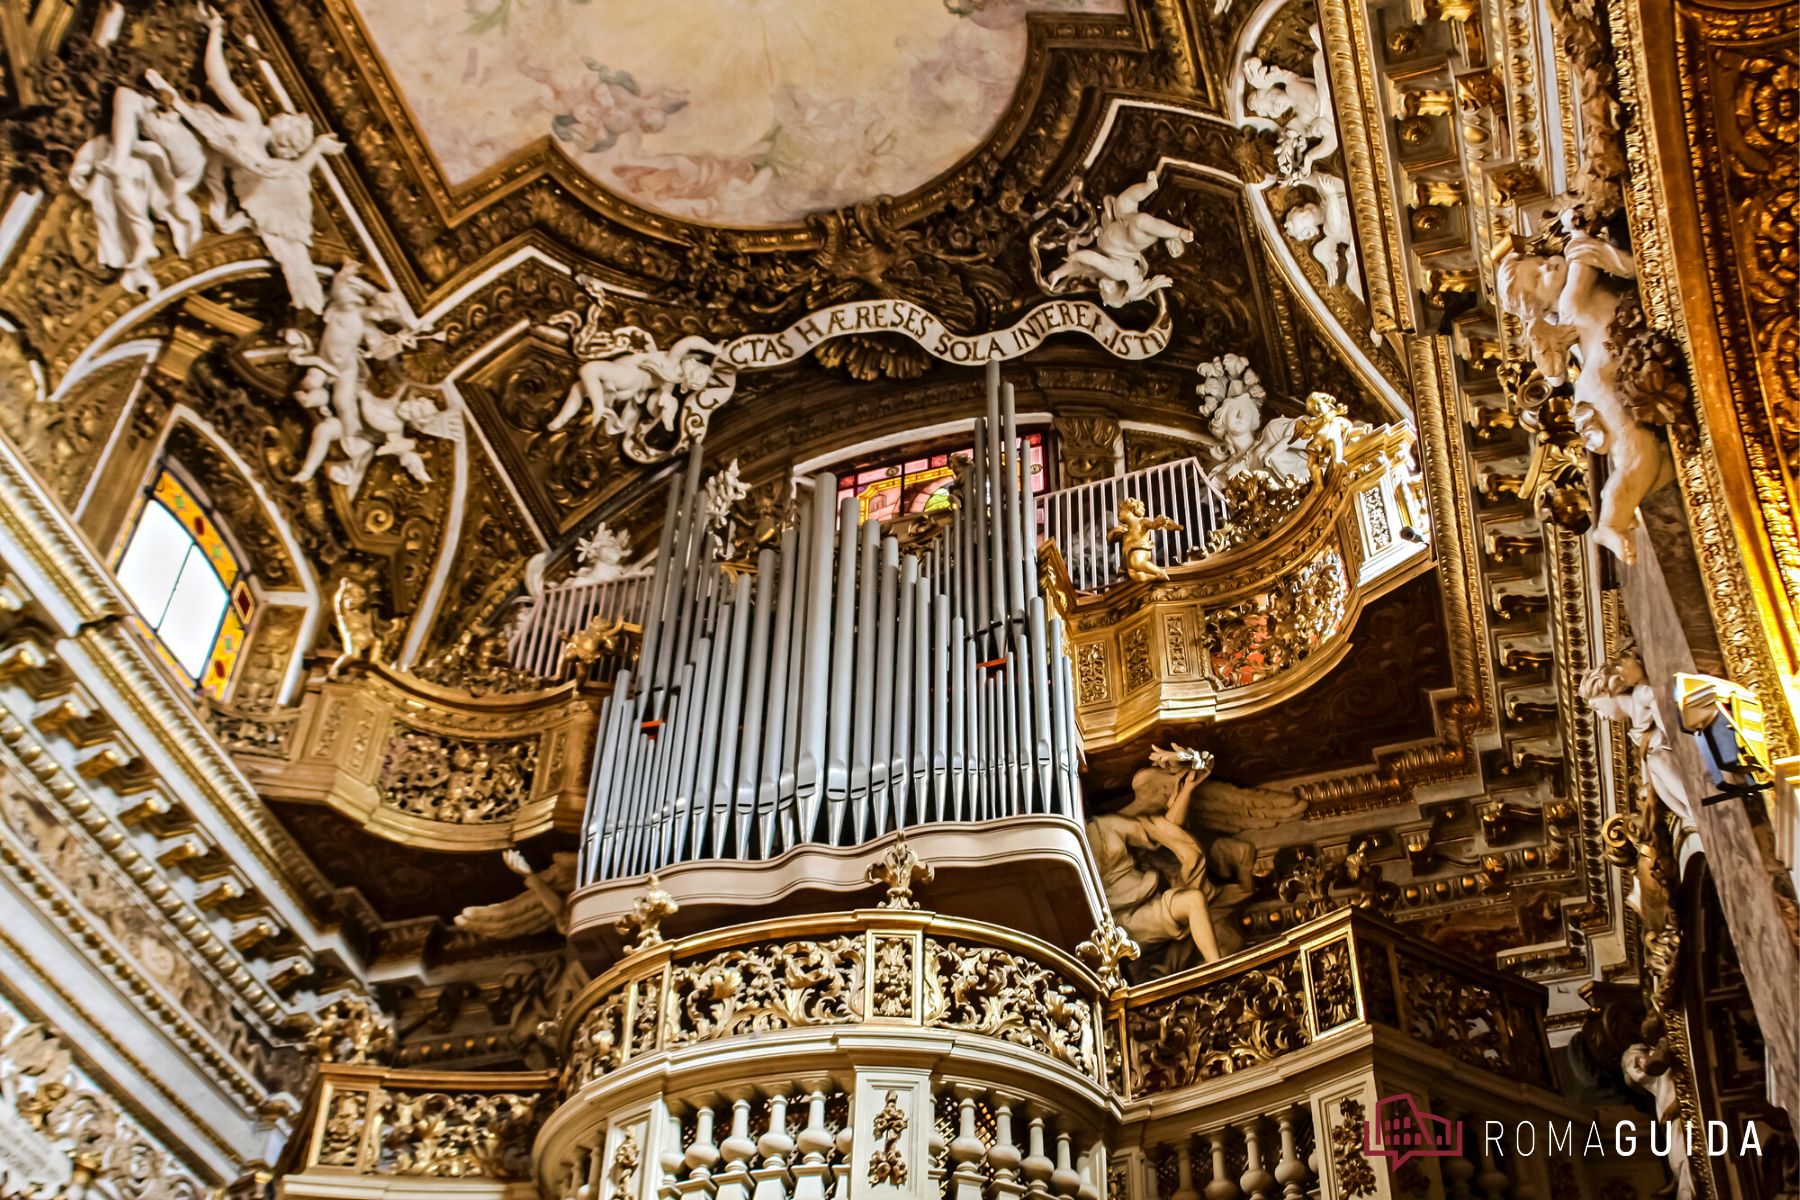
[577,368,1085,886]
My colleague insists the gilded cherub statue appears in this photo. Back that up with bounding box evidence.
[326,577,389,679]
[1108,497,1182,583]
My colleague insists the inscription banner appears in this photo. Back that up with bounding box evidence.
[722,295,1173,370]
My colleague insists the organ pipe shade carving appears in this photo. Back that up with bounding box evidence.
[580,363,1083,883]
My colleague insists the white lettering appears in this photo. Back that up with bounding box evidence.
[1615,1123,1636,1156]
[1485,1122,1504,1156]
[1707,1121,1728,1155]
[1547,1122,1572,1156]
[1584,1124,1604,1155]
[1650,1121,1671,1158]
[1514,1121,1535,1158]
[1742,1122,1763,1155]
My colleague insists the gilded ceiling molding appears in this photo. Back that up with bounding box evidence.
[1614,0,1800,753]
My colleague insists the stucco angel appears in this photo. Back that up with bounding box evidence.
[288,264,459,494]
[326,577,392,679]
[146,5,345,312]
[69,85,211,294]
[1034,170,1195,307]
[545,326,734,460]
[454,850,578,940]
[1242,39,1337,183]
[1579,647,1694,829]
[1086,745,1304,964]
[1496,228,1673,563]
[1195,354,1312,482]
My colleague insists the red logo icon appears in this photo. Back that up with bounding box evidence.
[1362,1093,1462,1168]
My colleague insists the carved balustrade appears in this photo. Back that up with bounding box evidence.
[1050,424,1428,750]
[538,908,1116,1200]
[281,1062,557,1195]
[211,663,608,851]
[1108,909,1583,1199]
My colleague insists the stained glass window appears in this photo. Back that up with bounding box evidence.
[113,469,254,700]
[834,432,1050,524]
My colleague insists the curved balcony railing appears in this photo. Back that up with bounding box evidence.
[554,908,1110,1098]
[210,662,607,851]
[1046,423,1428,749]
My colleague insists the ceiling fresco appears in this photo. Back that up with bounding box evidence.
[352,0,1125,225]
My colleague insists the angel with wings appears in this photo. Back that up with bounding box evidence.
[454,850,578,941]
[146,5,344,311]
[1086,744,1304,963]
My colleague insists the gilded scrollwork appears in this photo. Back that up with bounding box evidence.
[1202,549,1348,688]
[377,728,539,824]
[872,938,915,1018]
[1331,1097,1378,1197]
[377,1089,546,1179]
[1126,954,1309,1092]
[563,990,625,1092]
[1393,951,1549,1084]
[317,1090,368,1167]
[665,937,866,1046]
[922,939,1095,1074]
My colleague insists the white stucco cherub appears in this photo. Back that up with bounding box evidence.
[1579,646,1694,830]
[1037,170,1195,307]
[1496,229,1672,564]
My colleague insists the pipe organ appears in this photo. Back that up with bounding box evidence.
[579,363,1084,885]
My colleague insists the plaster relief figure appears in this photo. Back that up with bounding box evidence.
[1282,172,1359,295]
[701,458,752,534]
[1086,745,1304,964]
[1243,47,1336,182]
[1033,170,1195,307]
[1496,229,1672,564]
[287,264,459,495]
[1194,354,1310,482]
[1580,647,1695,830]
[454,850,578,939]
[147,6,345,312]
[538,281,737,460]
[69,86,210,295]
[569,523,645,586]
[1623,1043,1696,1200]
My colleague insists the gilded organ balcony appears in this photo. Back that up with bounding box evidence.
[210,663,608,852]
[1042,422,1428,751]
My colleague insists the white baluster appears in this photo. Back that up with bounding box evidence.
[660,1114,686,1200]
[1443,1111,1476,1199]
[681,1106,722,1199]
[1476,1135,1510,1200]
[992,1102,1027,1200]
[832,1119,854,1198]
[753,1094,795,1200]
[1238,1120,1273,1200]
[1023,1117,1055,1199]
[950,1096,987,1200]
[1171,1141,1200,1200]
[1202,1134,1238,1200]
[1052,1131,1082,1200]
[1076,1149,1101,1200]
[1272,1113,1309,1200]
[716,1099,756,1200]
[791,1092,833,1200]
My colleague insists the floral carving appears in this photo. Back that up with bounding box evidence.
[873,938,915,1018]
[564,991,626,1091]
[1127,955,1309,1092]
[1332,1098,1378,1197]
[923,940,1095,1074]
[317,1091,368,1167]
[666,937,865,1045]
[867,1091,909,1185]
[1206,469,1309,554]
[1307,939,1358,1031]
[1122,624,1154,691]
[377,729,538,823]
[1076,642,1109,705]
[377,1090,545,1179]
[1202,550,1348,688]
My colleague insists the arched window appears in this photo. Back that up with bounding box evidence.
[834,431,1051,523]
[112,468,254,699]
